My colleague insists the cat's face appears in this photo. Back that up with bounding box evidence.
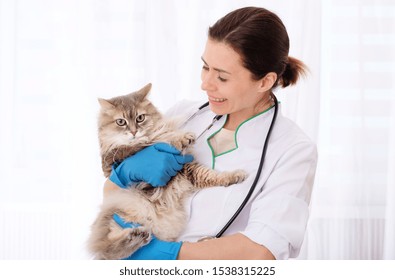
[98,83,162,150]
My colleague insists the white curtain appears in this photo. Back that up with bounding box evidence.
[0,0,393,259]
[299,0,395,259]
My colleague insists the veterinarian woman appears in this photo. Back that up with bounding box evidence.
[104,6,317,260]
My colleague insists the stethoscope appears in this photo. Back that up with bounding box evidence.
[182,93,279,240]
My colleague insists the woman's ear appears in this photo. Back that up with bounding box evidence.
[258,72,277,92]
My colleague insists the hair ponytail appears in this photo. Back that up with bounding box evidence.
[209,7,308,90]
[278,56,308,88]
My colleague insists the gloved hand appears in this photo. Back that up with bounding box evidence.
[113,213,182,260]
[109,143,194,188]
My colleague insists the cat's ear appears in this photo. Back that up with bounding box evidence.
[134,83,152,101]
[97,98,115,111]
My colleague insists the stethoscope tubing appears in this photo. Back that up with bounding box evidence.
[216,93,278,238]
[183,94,279,239]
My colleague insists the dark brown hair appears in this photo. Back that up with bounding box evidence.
[209,7,307,88]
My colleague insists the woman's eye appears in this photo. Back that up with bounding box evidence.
[218,76,227,82]
[136,114,145,123]
[202,65,209,71]
[115,119,127,126]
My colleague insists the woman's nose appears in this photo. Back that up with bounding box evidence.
[201,70,216,91]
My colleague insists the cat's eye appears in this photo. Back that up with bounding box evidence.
[115,118,127,126]
[136,114,145,123]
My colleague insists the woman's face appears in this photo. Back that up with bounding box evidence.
[201,39,268,128]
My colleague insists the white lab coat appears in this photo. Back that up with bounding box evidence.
[166,100,318,259]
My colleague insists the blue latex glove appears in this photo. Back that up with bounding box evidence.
[113,213,182,260]
[109,143,194,188]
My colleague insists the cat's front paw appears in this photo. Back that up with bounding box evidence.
[181,132,196,148]
[227,170,248,185]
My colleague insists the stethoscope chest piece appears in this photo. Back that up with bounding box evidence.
[197,236,216,242]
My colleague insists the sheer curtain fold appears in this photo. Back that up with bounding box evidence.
[0,0,394,259]
[383,95,395,259]
[302,0,395,259]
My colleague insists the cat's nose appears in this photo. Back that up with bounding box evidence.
[130,129,137,136]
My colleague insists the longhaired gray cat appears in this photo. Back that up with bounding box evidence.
[87,83,247,260]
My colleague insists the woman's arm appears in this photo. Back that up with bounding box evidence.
[103,179,120,196]
[178,233,275,260]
